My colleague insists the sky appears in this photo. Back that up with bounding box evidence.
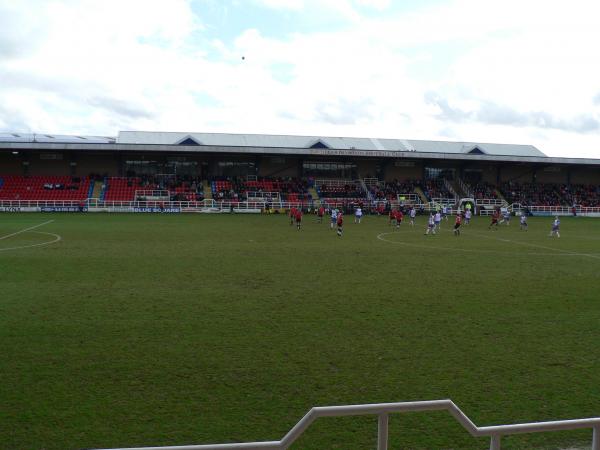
[1,0,600,158]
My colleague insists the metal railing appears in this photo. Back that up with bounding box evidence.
[2,198,600,216]
[457,177,473,198]
[475,198,507,207]
[431,197,456,206]
[443,178,459,200]
[92,399,600,450]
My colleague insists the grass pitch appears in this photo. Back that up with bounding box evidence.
[1,212,600,450]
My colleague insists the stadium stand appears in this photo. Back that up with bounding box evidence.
[369,179,420,201]
[210,177,311,204]
[103,176,205,202]
[0,175,91,200]
[499,182,567,206]
[316,180,367,205]
[470,181,499,200]
[563,184,600,207]
[244,177,311,203]
[422,179,454,201]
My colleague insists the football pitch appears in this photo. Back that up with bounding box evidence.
[1,213,600,450]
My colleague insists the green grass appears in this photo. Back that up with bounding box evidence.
[1,212,600,450]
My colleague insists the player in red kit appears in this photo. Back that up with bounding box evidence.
[336,212,343,236]
[317,206,325,223]
[489,209,500,231]
[289,207,297,226]
[453,213,462,236]
[295,209,302,230]
[389,209,396,226]
[395,210,403,228]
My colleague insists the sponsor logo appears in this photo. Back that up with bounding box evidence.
[41,206,87,213]
[132,207,181,213]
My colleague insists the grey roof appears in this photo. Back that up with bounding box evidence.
[0,132,115,144]
[117,131,546,157]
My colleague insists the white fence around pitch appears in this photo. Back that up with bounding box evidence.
[2,199,600,216]
[92,399,600,450]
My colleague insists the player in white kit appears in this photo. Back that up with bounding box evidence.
[434,211,442,231]
[549,216,560,238]
[425,213,436,235]
[519,213,528,231]
[354,207,363,224]
[409,207,416,226]
[330,208,338,230]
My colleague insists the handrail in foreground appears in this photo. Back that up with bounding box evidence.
[92,399,600,450]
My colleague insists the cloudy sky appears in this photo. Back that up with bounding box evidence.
[1,0,600,158]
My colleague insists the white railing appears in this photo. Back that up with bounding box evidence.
[363,177,380,188]
[526,205,600,217]
[396,193,422,205]
[431,197,456,206]
[314,179,358,188]
[135,190,170,198]
[2,198,600,216]
[476,198,507,207]
[246,191,281,201]
[92,399,600,450]
[457,177,473,198]
[443,178,459,200]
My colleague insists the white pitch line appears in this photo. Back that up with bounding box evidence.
[467,230,600,260]
[0,220,54,241]
[377,230,600,259]
[0,231,61,252]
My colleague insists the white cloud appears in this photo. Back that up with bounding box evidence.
[254,0,305,10]
[354,0,391,10]
[0,0,600,158]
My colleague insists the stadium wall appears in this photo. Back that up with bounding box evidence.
[355,158,378,178]
[0,151,24,175]
[499,165,534,183]
[384,161,422,180]
[571,167,600,184]
[28,157,73,176]
[258,156,300,177]
[535,166,568,184]
[76,153,120,176]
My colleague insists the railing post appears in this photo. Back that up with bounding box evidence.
[593,426,600,450]
[377,413,389,450]
[489,435,501,450]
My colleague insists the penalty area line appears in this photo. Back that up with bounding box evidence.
[0,220,55,241]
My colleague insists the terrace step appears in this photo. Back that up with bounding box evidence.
[414,186,429,204]
[308,186,320,206]
[495,188,507,203]
[91,181,103,199]
[203,180,212,200]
